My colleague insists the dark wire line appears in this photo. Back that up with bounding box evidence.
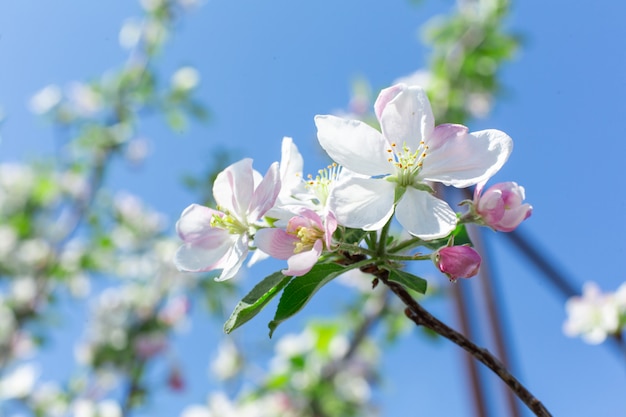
[471,225,523,417]
[452,282,491,417]
[503,228,626,358]
[503,229,579,298]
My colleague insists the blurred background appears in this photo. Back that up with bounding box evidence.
[0,0,625,416]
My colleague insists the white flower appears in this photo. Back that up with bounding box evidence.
[67,82,102,117]
[119,19,143,49]
[172,67,200,91]
[315,83,512,239]
[210,340,242,380]
[174,159,281,281]
[140,0,164,12]
[0,363,38,399]
[29,85,62,114]
[563,282,620,344]
[180,405,212,417]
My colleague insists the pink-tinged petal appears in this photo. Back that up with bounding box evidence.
[378,84,435,151]
[176,204,222,243]
[475,182,532,232]
[248,162,281,220]
[213,159,255,218]
[254,228,299,260]
[473,180,487,203]
[283,240,323,277]
[420,129,513,188]
[284,207,323,231]
[477,189,506,224]
[497,204,532,232]
[174,232,237,272]
[215,236,249,281]
[286,216,310,232]
[435,246,481,281]
[395,188,457,239]
[329,177,395,230]
[314,115,391,176]
[428,124,469,152]
[374,83,404,121]
[324,211,338,249]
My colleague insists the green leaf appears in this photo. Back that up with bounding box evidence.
[165,109,187,132]
[224,271,293,334]
[268,263,345,338]
[341,227,367,245]
[387,269,427,294]
[451,223,472,246]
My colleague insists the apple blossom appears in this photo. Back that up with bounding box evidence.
[315,83,512,239]
[433,246,481,282]
[255,208,337,276]
[473,181,532,232]
[268,136,350,218]
[174,158,280,281]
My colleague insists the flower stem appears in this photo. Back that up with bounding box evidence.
[387,236,424,253]
[377,220,392,257]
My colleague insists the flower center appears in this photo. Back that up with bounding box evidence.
[386,141,429,187]
[210,211,248,235]
[305,163,342,207]
[289,225,324,254]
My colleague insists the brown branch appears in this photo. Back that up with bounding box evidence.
[375,269,552,417]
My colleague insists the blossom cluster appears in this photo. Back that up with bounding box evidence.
[182,323,379,417]
[175,83,532,289]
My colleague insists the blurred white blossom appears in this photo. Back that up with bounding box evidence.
[119,19,143,49]
[210,339,242,381]
[29,85,62,114]
[140,0,165,12]
[393,69,431,88]
[67,82,102,117]
[172,66,200,91]
[563,282,625,344]
[0,363,38,399]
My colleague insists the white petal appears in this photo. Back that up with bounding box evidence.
[329,177,395,230]
[395,188,457,239]
[213,158,254,217]
[174,233,236,272]
[176,204,221,243]
[421,129,513,188]
[215,236,249,281]
[314,115,390,176]
[280,137,304,191]
[378,85,434,151]
[248,162,281,220]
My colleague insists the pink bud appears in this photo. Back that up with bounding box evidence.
[434,246,481,282]
[474,182,532,232]
[168,367,185,392]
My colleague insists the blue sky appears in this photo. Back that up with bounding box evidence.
[1,0,626,416]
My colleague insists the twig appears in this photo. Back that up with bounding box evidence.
[375,268,552,417]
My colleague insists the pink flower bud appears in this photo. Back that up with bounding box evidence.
[434,246,481,282]
[168,367,185,392]
[474,182,532,232]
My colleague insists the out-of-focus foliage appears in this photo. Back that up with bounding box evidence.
[423,0,518,123]
[0,0,519,415]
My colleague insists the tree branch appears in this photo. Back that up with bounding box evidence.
[375,269,552,417]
